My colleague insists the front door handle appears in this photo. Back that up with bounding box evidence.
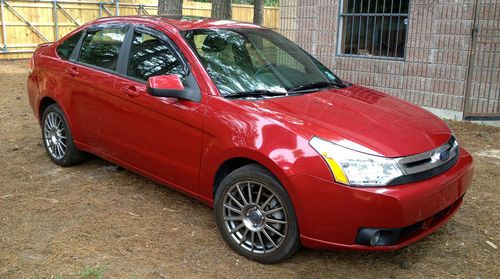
[64,67,78,77]
[120,85,140,97]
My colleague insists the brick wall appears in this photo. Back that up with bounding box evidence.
[280,0,477,112]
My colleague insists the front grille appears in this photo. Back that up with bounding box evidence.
[387,136,459,186]
[388,151,459,185]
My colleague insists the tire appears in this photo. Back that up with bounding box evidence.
[214,163,300,264]
[41,104,86,166]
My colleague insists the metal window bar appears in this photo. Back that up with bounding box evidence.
[357,0,362,55]
[364,0,370,52]
[338,0,409,60]
[371,0,378,55]
[349,0,356,54]
[386,0,394,56]
[394,0,402,57]
[378,0,386,56]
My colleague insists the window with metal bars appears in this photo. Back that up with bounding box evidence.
[337,0,410,59]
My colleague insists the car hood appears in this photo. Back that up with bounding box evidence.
[239,85,452,157]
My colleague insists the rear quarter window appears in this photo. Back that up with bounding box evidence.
[56,31,83,60]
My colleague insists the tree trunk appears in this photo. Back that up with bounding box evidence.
[158,0,183,16]
[211,0,232,20]
[253,0,264,25]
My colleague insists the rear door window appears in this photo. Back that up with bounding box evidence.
[56,31,83,60]
[78,28,127,71]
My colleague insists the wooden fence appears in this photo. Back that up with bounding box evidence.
[0,0,280,59]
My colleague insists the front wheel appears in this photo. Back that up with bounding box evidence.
[214,164,300,264]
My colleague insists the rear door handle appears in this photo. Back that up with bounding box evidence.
[120,85,140,97]
[64,67,78,77]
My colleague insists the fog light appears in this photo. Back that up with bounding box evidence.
[355,228,401,246]
[370,231,381,246]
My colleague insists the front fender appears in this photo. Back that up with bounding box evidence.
[198,96,332,210]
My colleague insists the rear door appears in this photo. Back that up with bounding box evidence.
[109,26,206,193]
[67,24,129,151]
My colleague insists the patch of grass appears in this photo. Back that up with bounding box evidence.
[52,265,112,279]
[80,265,107,279]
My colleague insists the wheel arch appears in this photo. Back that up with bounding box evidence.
[37,95,80,147]
[213,157,266,197]
[210,153,297,205]
[39,96,57,122]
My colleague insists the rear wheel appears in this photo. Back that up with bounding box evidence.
[41,104,86,166]
[214,164,300,264]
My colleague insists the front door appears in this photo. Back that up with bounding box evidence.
[107,27,206,193]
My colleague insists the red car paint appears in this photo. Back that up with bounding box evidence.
[27,16,474,251]
[147,75,185,91]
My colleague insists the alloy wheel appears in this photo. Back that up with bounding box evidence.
[222,180,289,255]
[43,111,67,160]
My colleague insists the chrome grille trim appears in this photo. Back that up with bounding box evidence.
[396,137,459,175]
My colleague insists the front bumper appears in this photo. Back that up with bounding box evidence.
[290,147,474,251]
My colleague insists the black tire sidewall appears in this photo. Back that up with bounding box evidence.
[214,164,300,264]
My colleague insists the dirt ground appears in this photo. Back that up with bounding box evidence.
[0,59,499,279]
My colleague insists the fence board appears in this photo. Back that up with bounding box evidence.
[0,0,280,59]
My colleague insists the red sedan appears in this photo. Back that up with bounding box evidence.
[27,16,474,264]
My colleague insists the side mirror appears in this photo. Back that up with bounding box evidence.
[146,74,202,102]
[147,75,185,98]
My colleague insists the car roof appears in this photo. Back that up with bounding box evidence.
[90,15,264,31]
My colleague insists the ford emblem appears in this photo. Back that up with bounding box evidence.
[439,151,450,161]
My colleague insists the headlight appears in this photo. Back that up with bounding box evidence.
[309,137,403,186]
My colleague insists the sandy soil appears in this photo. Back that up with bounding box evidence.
[0,59,499,278]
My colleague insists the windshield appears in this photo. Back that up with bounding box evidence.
[181,28,344,97]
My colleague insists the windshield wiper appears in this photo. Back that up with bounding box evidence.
[224,90,291,99]
[288,81,347,93]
